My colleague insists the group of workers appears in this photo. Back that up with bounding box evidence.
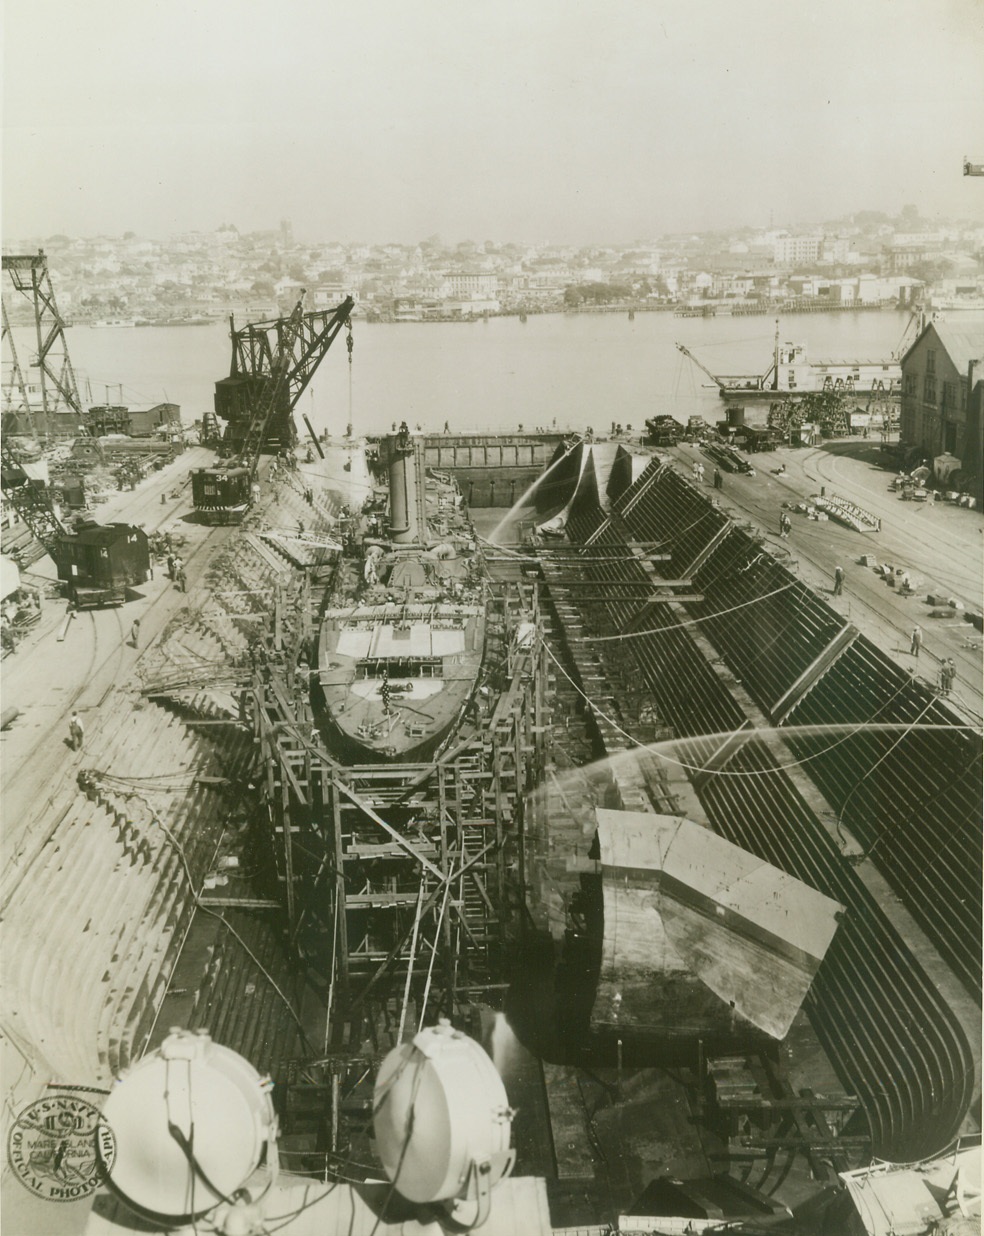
[166,554,187,591]
[691,460,724,489]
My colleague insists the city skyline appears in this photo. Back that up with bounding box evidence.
[3,0,984,246]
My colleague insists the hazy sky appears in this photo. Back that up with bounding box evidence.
[4,0,983,245]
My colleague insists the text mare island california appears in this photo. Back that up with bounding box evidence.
[1,231,983,1236]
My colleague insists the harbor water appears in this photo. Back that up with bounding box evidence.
[33,308,912,437]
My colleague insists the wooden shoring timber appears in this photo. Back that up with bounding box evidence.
[583,518,613,545]
[333,776,443,880]
[770,622,860,726]
[331,791,348,986]
[618,458,672,517]
[547,579,695,590]
[560,593,705,605]
[271,738,309,804]
[689,721,755,792]
[684,519,733,580]
[347,841,497,1007]
[281,749,296,927]
[437,761,450,872]
[740,1059,859,1181]
[534,541,670,551]
[451,761,466,995]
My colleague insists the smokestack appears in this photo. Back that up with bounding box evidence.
[388,424,420,544]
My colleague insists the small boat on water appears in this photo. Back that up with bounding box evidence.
[316,424,486,762]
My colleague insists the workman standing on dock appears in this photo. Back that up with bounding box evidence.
[910,624,922,658]
[68,712,84,751]
[780,512,791,539]
[129,618,141,648]
[713,467,723,490]
[833,566,844,596]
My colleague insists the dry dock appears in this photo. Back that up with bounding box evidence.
[1,429,980,1235]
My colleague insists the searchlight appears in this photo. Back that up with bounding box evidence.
[372,1019,515,1229]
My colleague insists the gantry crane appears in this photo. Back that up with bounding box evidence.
[2,251,84,440]
[192,294,354,522]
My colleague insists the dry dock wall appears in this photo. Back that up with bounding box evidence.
[557,450,979,1162]
[422,432,565,507]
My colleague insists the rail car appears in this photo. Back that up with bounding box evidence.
[190,466,254,524]
[57,519,151,607]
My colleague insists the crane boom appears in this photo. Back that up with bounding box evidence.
[240,301,307,481]
[0,441,68,556]
[675,342,725,389]
[194,294,354,521]
[215,294,354,461]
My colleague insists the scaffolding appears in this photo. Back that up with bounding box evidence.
[249,579,547,1037]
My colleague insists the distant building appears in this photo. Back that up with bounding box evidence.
[900,318,984,502]
[444,272,499,298]
[773,235,824,266]
[821,237,853,264]
[85,402,181,439]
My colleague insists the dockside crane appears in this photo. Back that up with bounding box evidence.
[675,338,778,394]
[675,342,726,391]
[2,250,84,440]
[1,440,150,607]
[193,294,354,522]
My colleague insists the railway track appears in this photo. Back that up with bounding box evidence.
[0,456,241,883]
[667,440,982,714]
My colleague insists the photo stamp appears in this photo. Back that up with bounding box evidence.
[7,1094,116,1202]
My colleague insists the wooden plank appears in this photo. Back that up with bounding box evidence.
[770,623,859,725]
[198,897,281,909]
[541,1063,595,1180]
[346,893,420,907]
[346,843,439,860]
[690,720,755,790]
[335,778,443,879]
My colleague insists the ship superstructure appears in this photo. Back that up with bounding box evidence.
[317,424,486,761]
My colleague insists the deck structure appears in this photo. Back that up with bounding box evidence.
[248,571,547,1025]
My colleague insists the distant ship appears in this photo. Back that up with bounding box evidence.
[316,424,486,762]
[677,322,900,401]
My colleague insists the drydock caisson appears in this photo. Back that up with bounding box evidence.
[316,424,486,762]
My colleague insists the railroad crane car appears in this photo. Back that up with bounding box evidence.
[1,446,149,606]
[193,294,353,523]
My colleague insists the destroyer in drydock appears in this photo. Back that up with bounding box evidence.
[316,423,486,762]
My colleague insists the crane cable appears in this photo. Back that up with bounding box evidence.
[346,316,354,435]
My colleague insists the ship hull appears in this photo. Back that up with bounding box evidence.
[318,601,485,761]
